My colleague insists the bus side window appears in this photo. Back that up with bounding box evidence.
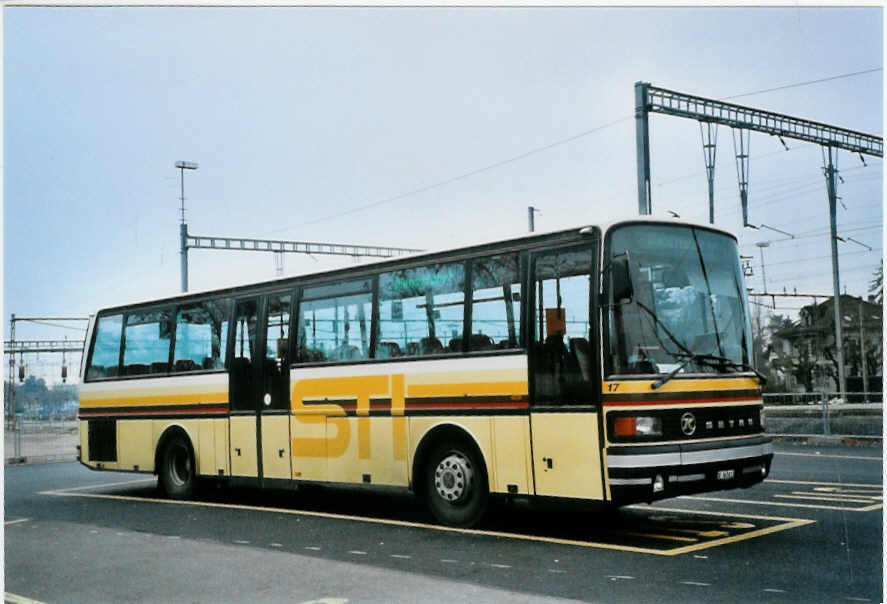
[377,262,465,358]
[230,299,258,411]
[532,249,593,404]
[173,299,231,372]
[470,253,521,351]
[87,314,123,380]
[298,279,373,363]
[122,309,173,377]
[264,293,292,410]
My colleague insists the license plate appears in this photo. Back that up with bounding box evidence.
[717,469,735,480]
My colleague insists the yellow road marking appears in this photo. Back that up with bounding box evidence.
[5,592,46,604]
[720,521,755,529]
[663,518,814,556]
[42,481,814,556]
[667,528,729,538]
[620,531,698,543]
[682,495,883,513]
[4,518,30,526]
[775,452,881,461]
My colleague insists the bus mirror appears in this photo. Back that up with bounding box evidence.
[611,257,634,304]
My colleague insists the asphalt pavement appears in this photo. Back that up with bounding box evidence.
[4,442,883,603]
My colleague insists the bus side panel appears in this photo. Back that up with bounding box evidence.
[214,418,230,476]
[79,420,89,464]
[229,416,258,477]
[530,412,603,500]
[291,415,328,481]
[409,417,497,492]
[197,419,217,477]
[324,417,408,486]
[261,415,292,480]
[491,416,532,495]
[117,419,153,472]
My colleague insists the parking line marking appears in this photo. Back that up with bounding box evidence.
[4,518,30,526]
[813,487,881,496]
[622,531,698,543]
[42,481,815,556]
[779,493,876,503]
[775,452,881,461]
[682,495,882,512]
[766,479,880,488]
[5,592,46,604]
[390,554,411,559]
[38,478,155,493]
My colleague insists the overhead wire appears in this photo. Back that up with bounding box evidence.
[268,115,635,234]
[265,68,882,236]
[722,68,883,101]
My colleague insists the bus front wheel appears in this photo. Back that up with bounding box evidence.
[159,433,196,499]
[423,439,488,528]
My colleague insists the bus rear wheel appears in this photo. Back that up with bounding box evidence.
[159,434,196,499]
[423,439,488,528]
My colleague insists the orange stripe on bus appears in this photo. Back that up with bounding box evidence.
[79,392,228,407]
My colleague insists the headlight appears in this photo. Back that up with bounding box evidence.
[636,416,662,436]
[613,416,662,437]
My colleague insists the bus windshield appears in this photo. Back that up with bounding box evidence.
[604,223,754,377]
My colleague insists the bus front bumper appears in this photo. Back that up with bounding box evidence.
[606,435,773,504]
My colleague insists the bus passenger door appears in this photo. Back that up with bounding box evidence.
[528,246,604,500]
[229,298,261,478]
[260,292,293,482]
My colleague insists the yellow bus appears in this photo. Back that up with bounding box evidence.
[78,218,772,527]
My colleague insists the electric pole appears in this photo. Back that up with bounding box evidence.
[528,206,541,233]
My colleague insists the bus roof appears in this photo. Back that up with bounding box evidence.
[93,216,738,314]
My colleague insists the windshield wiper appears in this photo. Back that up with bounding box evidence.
[691,353,768,385]
[650,352,730,390]
[652,352,767,390]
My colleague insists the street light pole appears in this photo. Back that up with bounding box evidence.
[755,241,770,294]
[175,161,199,293]
[528,206,541,233]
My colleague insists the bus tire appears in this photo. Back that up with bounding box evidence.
[423,438,488,528]
[158,433,196,500]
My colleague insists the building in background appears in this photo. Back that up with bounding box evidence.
[770,295,882,400]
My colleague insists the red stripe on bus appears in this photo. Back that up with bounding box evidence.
[407,401,529,409]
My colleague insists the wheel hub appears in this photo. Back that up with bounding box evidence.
[170,445,191,486]
[434,452,473,503]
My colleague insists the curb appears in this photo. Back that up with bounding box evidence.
[769,434,883,448]
[5,454,78,466]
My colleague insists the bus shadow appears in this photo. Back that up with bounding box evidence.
[97,479,732,550]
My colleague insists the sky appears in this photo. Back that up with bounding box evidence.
[3,5,883,384]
